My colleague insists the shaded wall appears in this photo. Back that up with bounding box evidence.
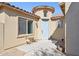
[66,2,79,55]
[52,19,65,41]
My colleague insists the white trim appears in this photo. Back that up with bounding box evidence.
[17,34,32,38]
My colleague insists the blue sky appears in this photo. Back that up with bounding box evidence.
[10,2,63,16]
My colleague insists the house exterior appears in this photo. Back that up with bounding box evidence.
[0,2,40,51]
[46,3,65,42]
[58,2,79,55]
[32,6,57,40]
[0,2,64,52]
[32,6,64,40]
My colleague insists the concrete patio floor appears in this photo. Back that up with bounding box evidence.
[0,48,26,56]
[0,40,65,56]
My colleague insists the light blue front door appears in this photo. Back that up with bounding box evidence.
[41,20,49,40]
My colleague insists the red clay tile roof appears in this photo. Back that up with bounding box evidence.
[0,2,40,20]
[51,16,64,21]
[32,5,55,13]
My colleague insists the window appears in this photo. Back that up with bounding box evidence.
[28,20,33,34]
[18,17,26,35]
[42,19,49,21]
[58,20,63,28]
[18,17,33,35]
[44,11,47,17]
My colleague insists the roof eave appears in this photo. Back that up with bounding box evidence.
[51,16,64,21]
[0,3,40,21]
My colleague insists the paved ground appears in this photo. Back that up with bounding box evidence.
[17,40,65,56]
[0,40,65,56]
[0,48,26,56]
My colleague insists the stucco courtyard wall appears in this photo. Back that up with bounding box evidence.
[34,10,58,39]
[0,11,5,50]
[52,19,65,40]
[0,23,3,50]
[0,10,29,49]
[66,2,79,55]
[5,10,27,49]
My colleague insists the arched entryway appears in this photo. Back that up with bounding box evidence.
[41,19,49,40]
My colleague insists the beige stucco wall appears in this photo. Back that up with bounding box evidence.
[66,2,79,55]
[52,19,65,40]
[33,21,38,39]
[34,10,58,39]
[0,10,30,49]
[65,2,71,14]
[0,11,5,50]
[34,19,42,40]
[5,10,26,49]
[35,10,53,18]
[0,23,3,50]
[0,8,38,50]
[49,20,58,38]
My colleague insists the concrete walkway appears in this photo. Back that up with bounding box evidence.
[0,40,65,56]
[0,48,26,56]
[17,40,65,56]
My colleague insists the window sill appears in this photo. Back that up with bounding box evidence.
[17,34,32,38]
